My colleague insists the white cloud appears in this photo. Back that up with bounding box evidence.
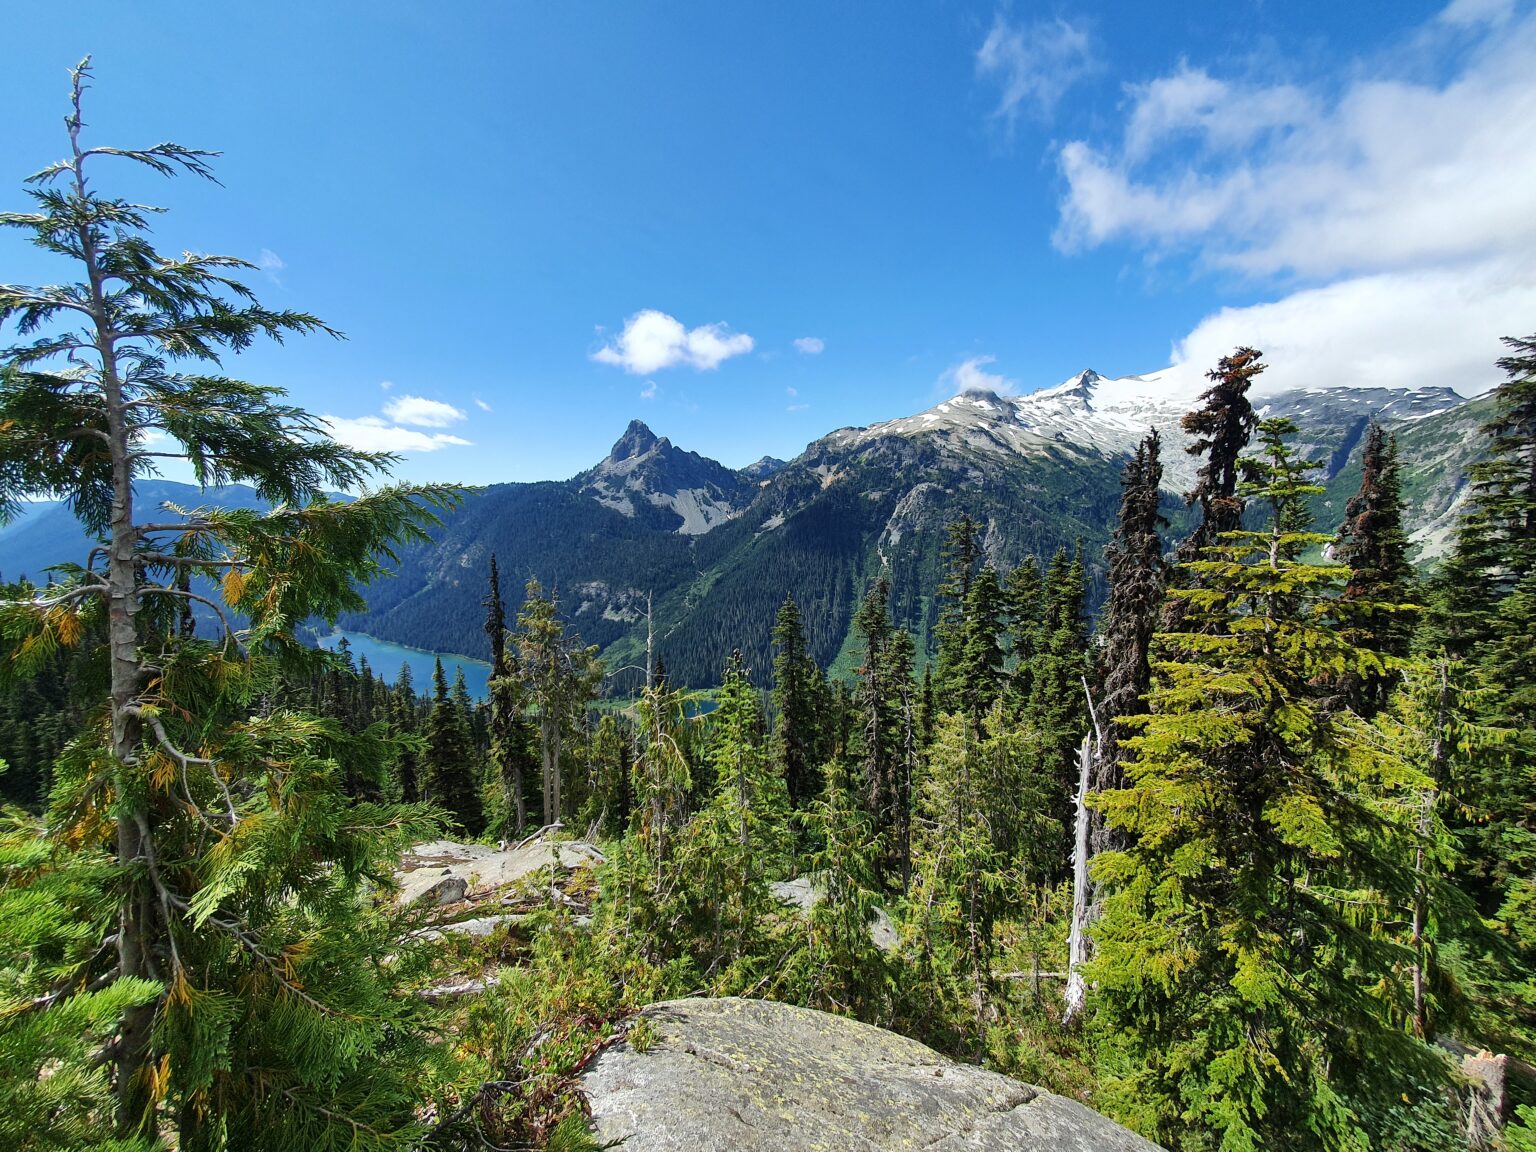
[1054,7,1536,402]
[592,309,754,373]
[381,394,467,428]
[258,248,285,286]
[786,386,798,398]
[1439,0,1514,26]
[640,381,657,401]
[792,336,825,355]
[976,13,1097,126]
[941,355,1018,395]
[379,380,393,391]
[1169,259,1536,397]
[787,403,810,412]
[474,398,493,412]
[323,415,472,454]
[1055,14,1536,279]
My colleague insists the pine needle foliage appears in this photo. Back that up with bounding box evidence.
[0,61,462,1148]
[1092,418,1447,1151]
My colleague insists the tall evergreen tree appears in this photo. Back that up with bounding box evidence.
[1335,422,1414,716]
[690,652,790,966]
[1093,418,1443,1151]
[852,576,914,888]
[957,564,1006,727]
[771,595,824,807]
[1091,431,1167,854]
[423,658,483,835]
[513,580,601,826]
[934,514,983,712]
[1175,347,1263,565]
[0,62,457,1147]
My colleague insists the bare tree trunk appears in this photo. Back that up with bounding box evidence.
[66,102,156,1136]
[1063,734,1093,1026]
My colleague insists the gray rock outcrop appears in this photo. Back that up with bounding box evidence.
[581,997,1161,1151]
[394,835,604,907]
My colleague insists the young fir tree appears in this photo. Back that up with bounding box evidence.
[1091,431,1167,855]
[423,658,483,834]
[389,663,422,802]
[907,709,1003,1032]
[1335,423,1415,716]
[0,61,459,1148]
[513,580,601,827]
[933,514,983,713]
[484,553,533,835]
[688,652,790,972]
[957,564,1007,728]
[1092,418,1444,1151]
[1022,545,1090,867]
[851,576,914,889]
[1004,554,1044,706]
[771,595,824,807]
[775,758,890,1023]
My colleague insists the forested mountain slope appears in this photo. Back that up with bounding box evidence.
[341,370,1486,687]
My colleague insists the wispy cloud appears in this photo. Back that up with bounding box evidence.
[324,392,472,454]
[976,13,1097,127]
[787,403,810,412]
[323,415,471,454]
[1054,3,1536,397]
[258,248,286,286]
[792,336,825,355]
[640,381,657,401]
[592,309,754,373]
[382,395,467,428]
[940,355,1017,395]
[379,380,394,392]
[474,398,493,413]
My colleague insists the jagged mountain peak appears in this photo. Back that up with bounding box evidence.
[609,419,666,463]
[578,421,753,536]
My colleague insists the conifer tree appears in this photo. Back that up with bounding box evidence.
[1092,431,1166,854]
[0,61,459,1146]
[389,663,422,802]
[771,595,823,807]
[1336,423,1414,716]
[776,759,890,1022]
[424,660,483,835]
[852,576,913,888]
[957,564,1006,727]
[933,515,983,712]
[1428,336,1536,928]
[1004,554,1043,705]
[1174,347,1263,566]
[690,652,790,966]
[513,580,601,826]
[1093,418,1441,1150]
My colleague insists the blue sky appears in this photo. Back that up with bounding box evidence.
[3,1,1534,484]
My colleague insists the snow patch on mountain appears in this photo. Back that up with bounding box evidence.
[821,368,1463,493]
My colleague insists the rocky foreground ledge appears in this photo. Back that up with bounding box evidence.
[581,997,1161,1151]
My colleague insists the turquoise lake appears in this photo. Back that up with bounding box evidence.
[314,629,491,698]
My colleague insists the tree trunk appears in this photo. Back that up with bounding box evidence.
[1063,734,1093,1026]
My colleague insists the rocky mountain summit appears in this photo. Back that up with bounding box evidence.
[576,419,757,534]
[582,997,1162,1151]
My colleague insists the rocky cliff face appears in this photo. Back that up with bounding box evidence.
[575,419,757,535]
[582,997,1162,1151]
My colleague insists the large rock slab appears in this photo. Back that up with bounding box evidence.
[394,836,604,906]
[582,997,1160,1151]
